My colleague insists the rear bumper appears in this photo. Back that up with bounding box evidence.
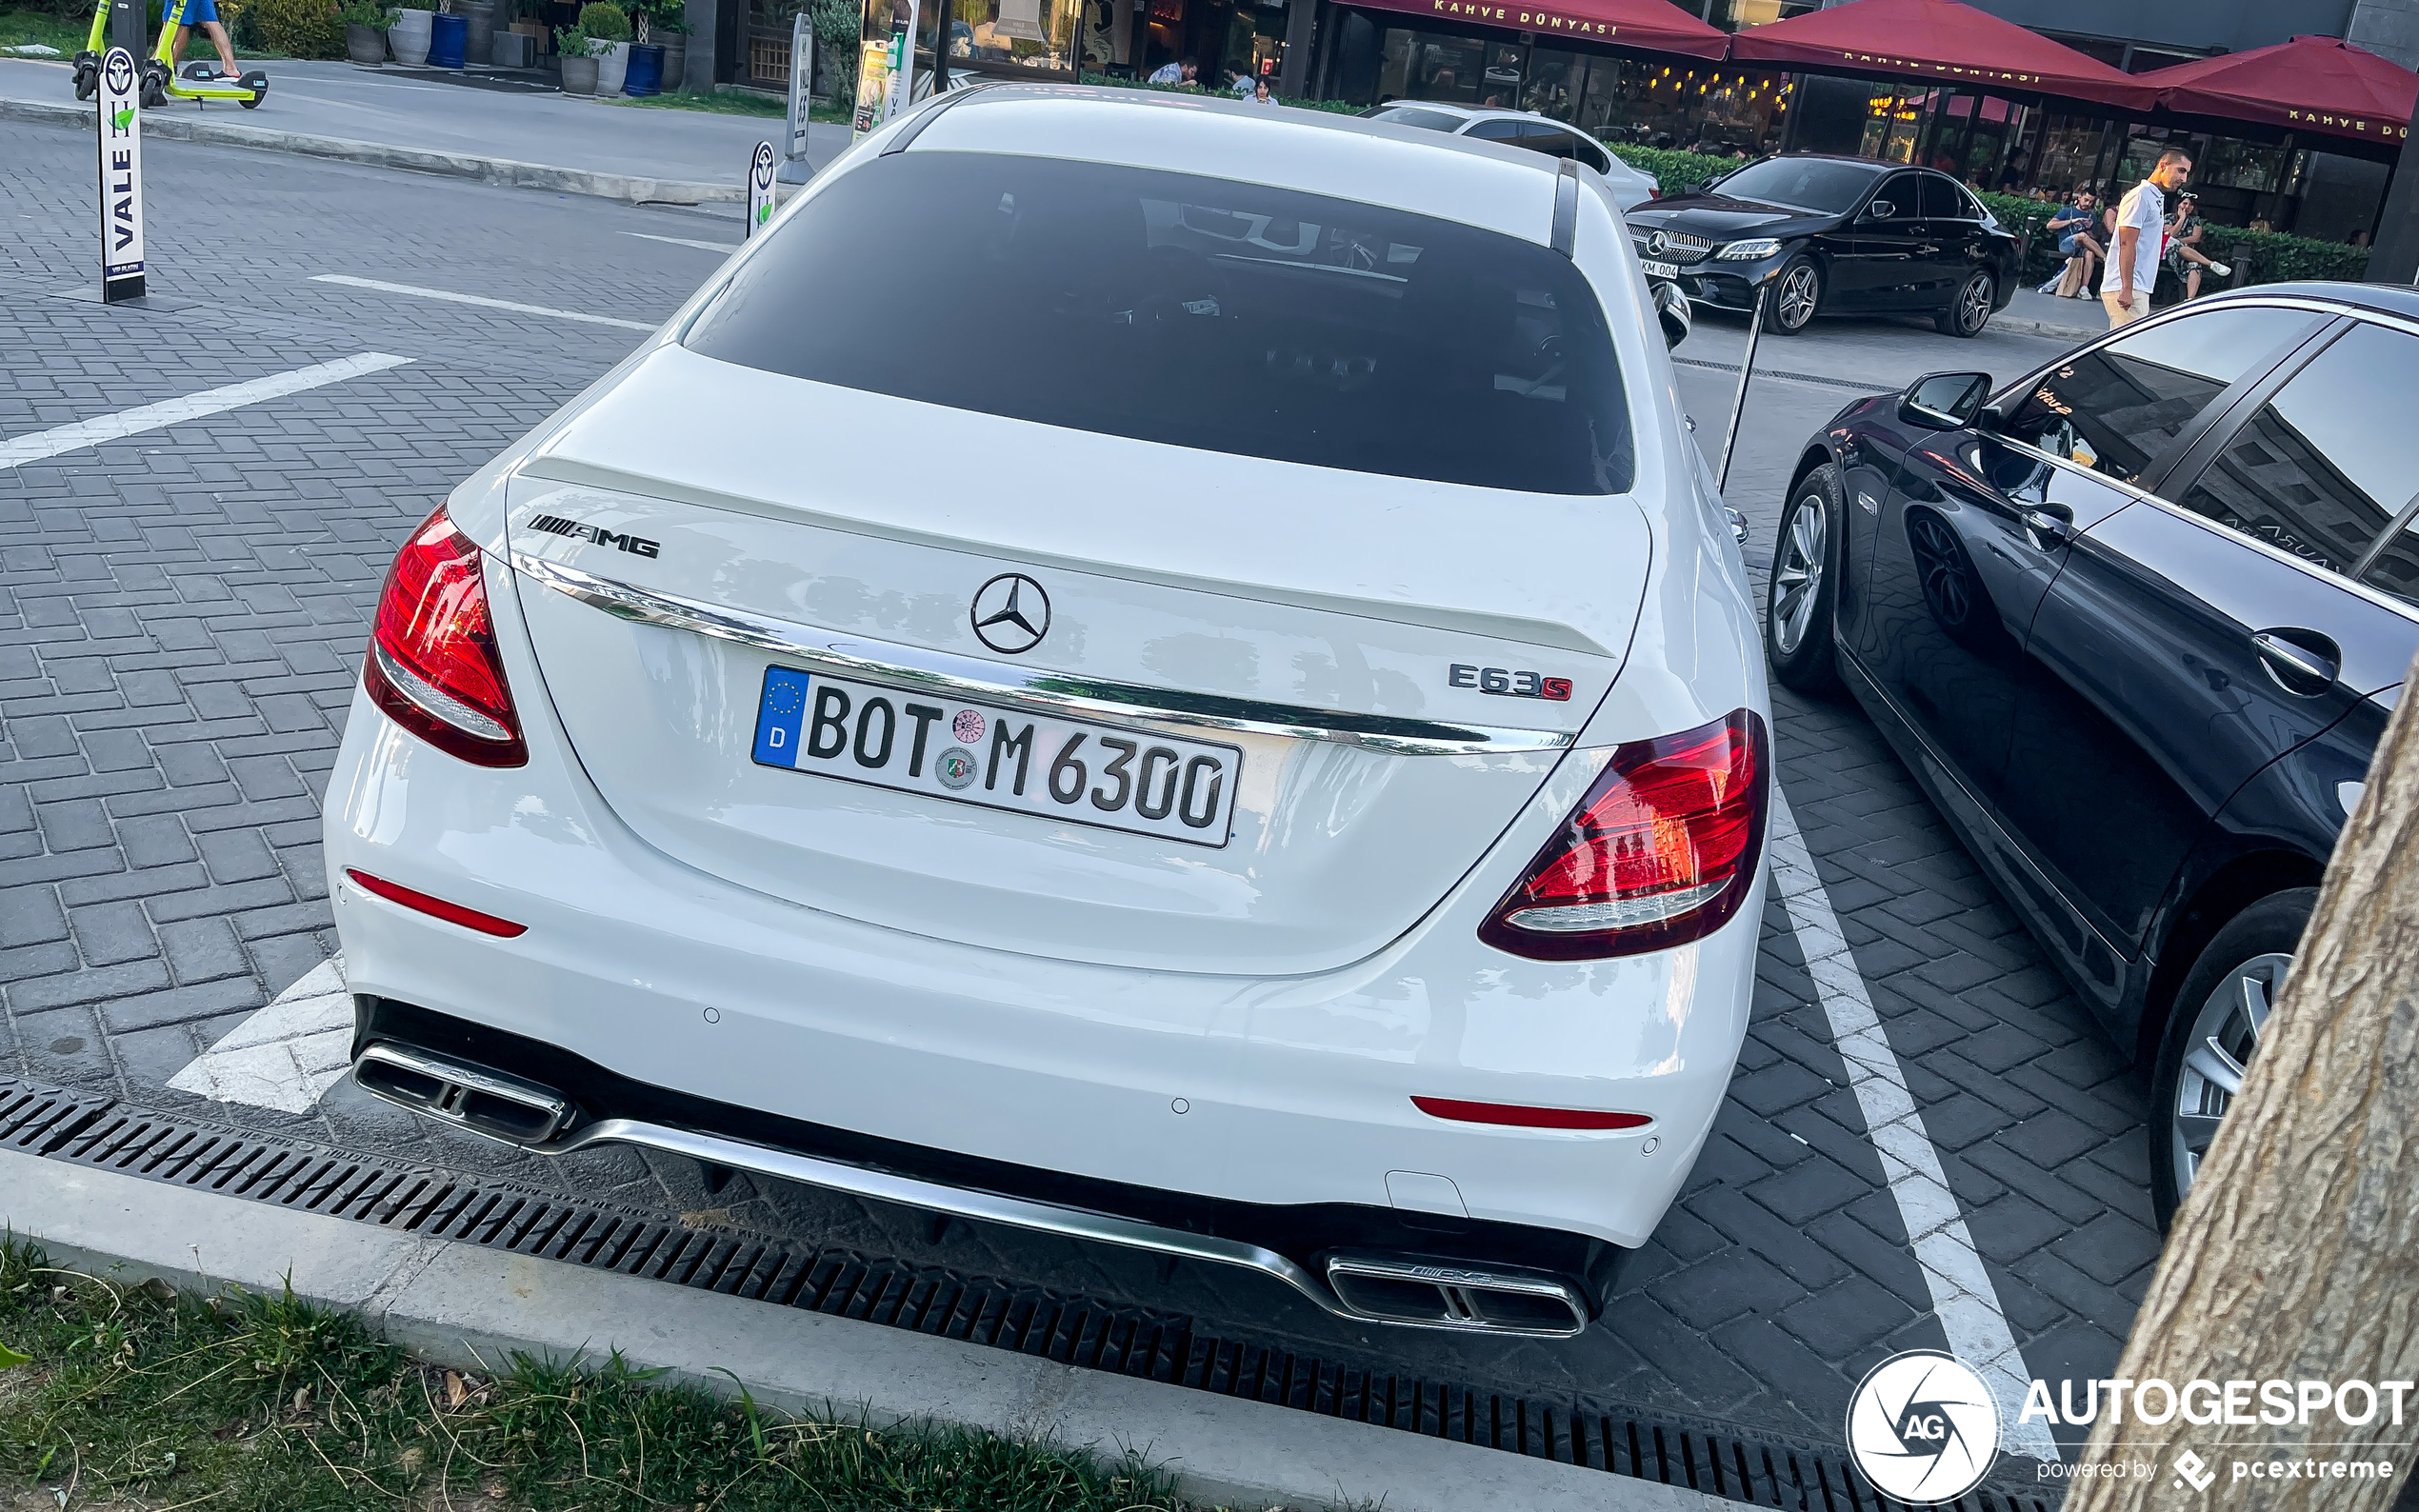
[325,518,1767,1275]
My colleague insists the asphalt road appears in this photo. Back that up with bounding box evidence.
[0,54,854,184]
[0,117,2150,1482]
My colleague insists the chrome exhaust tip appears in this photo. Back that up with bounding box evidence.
[1324,1250,1589,1338]
[353,1043,571,1146]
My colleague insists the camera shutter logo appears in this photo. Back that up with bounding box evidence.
[1844,1350,2000,1503]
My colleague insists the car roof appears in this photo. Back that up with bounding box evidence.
[2223,280,2419,324]
[900,85,1568,246]
[1756,152,1899,177]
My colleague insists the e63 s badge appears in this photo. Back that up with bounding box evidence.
[1449,664,1573,701]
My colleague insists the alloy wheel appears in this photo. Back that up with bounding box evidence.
[1958,273,1992,333]
[1771,496,1827,653]
[2169,951,2288,1204]
[1775,266,1818,329]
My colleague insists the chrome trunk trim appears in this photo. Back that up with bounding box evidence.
[510,552,1577,756]
[351,1047,1592,1337]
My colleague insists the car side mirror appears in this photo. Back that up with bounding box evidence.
[1654,279,1691,348]
[1865,199,1898,222]
[1899,371,1992,430]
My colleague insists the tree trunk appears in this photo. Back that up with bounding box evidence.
[2069,653,2419,1511]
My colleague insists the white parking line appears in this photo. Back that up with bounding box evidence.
[310,275,659,332]
[1769,789,2061,1462]
[623,231,741,253]
[0,352,412,469]
[166,957,353,1114]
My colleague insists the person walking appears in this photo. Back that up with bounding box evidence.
[2105,149,2191,328]
[171,0,242,82]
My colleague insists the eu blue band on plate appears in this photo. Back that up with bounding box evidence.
[753,666,811,767]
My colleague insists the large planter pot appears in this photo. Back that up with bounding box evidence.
[345,21,387,62]
[623,41,662,94]
[656,36,684,88]
[427,10,466,68]
[595,37,629,94]
[464,0,497,63]
[388,7,431,64]
[559,50,597,92]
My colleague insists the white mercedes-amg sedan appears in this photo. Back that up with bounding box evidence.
[328,83,1769,1338]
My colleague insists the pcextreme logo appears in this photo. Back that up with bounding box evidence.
[1845,1351,2000,1503]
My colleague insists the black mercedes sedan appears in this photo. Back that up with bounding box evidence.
[1766,283,2419,1225]
[1627,154,2018,338]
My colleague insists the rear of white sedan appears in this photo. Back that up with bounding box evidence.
[327,85,1769,1337]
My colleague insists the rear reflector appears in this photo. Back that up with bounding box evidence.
[1480,708,1768,961]
[1411,1097,1652,1131]
[345,868,528,937]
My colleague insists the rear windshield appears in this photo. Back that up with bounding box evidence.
[683,151,1635,494]
[1361,104,1466,132]
[1709,158,1879,214]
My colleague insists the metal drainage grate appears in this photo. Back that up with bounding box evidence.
[3,1078,2051,1511]
[0,1075,110,1156]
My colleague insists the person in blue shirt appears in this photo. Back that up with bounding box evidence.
[2035,190,2102,298]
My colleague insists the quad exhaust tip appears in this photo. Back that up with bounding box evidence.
[1324,1251,1589,1338]
[353,1043,570,1146]
[351,1041,1590,1338]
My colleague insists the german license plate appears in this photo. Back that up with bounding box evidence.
[750,666,1240,847]
[1642,259,1681,279]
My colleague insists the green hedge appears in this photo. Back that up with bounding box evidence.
[1604,143,1738,196]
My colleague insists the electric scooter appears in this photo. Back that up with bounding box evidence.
[140,0,269,109]
[70,1,109,99]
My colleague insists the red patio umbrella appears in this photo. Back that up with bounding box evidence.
[2137,35,2416,146]
[1726,0,2155,110]
[1349,0,1728,63]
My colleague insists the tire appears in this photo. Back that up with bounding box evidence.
[241,91,264,108]
[73,64,97,102]
[139,75,166,109]
[1935,269,1994,338]
[2147,888,2316,1230]
[1768,256,1820,335]
[1764,464,1845,694]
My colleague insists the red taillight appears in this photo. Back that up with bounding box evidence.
[1411,1097,1652,1130]
[1480,709,1768,961]
[345,869,527,937]
[1648,186,1662,199]
[363,505,526,767]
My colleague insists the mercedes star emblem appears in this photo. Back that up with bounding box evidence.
[970,572,1050,655]
[1647,229,1669,256]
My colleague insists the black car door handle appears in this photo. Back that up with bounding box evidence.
[2250,629,2341,693]
[2018,503,2072,545]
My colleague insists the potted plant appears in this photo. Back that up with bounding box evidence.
[388,2,432,63]
[341,0,397,61]
[577,0,630,94]
[643,1,686,89]
[554,22,599,91]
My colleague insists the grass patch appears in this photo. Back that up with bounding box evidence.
[608,87,850,123]
[0,7,89,54]
[0,1232,1189,1511]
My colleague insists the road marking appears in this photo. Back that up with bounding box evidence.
[624,231,740,253]
[1769,789,2061,1462]
[310,275,658,332]
[166,956,353,1114]
[0,352,412,469]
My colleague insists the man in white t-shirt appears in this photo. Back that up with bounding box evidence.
[2102,149,2193,328]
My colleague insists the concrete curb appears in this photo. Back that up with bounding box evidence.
[1993,314,2103,341]
[0,95,742,205]
[0,1148,1725,1512]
